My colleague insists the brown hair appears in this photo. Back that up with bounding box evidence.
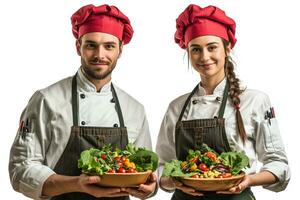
[222,39,247,144]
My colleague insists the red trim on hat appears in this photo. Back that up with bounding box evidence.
[78,15,124,40]
[184,20,229,46]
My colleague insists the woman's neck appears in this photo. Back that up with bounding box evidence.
[201,75,225,95]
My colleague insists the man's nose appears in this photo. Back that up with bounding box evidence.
[95,46,105,59]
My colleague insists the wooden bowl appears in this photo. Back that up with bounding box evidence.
[92,170,152,187]
[178,172,245,191]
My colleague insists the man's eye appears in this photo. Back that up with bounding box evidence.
[85,44,96,49]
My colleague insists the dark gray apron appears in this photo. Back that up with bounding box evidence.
[172,81,256,200]
[52,74,130,200]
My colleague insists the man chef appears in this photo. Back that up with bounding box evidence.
[9,4,157,200]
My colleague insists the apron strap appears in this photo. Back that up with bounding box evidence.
[218,80,229,118]
[72,73,78,126]
[177,84,199,122]
[111,83,125,128]
[177,80,229,122]
[71,73,125,127]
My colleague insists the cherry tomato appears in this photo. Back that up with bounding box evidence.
[116,162,123,167]
[121,156,127,163]
[198,163,208,171]
[191,174,200,178]
[117,167,126,173]
[126,168,137,173]
[101,154,107,160]
[204,152,217,162]
[114,156,121,162]
[189,156,199,164]
[219,173,232,178]
[107,169,116,173]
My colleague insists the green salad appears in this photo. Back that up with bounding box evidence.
[163,144,249,178]
[78,143,158,175]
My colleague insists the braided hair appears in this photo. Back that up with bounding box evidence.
[222,39,247,144]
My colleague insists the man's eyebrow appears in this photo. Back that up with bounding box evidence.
[84,40,117,45]
[103,41,118,45]
[84,40,97,44]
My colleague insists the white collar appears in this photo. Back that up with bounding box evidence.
[197,78,227,96]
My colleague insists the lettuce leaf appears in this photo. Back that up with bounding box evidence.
[162,159,184,177]
[78,148,103,174]
[128,148,158,171]
[218,152,249,175]
[162,159,199,177]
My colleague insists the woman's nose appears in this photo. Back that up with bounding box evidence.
[200,50,210,62]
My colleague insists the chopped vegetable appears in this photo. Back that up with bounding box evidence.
[78,143,158,175]
[162,143,249,178]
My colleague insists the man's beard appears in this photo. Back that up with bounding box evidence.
[81,58,117,80]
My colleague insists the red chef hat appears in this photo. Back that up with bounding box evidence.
[175,4,236,49]
[71,4,133,44]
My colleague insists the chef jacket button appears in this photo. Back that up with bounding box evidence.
[80,94,85,99]
[113,123,118,127]
[216,97,221,102]
[110,98,115,103]
[81,121,86,125]
[192,100,198,104]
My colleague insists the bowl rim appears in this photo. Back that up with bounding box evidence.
[178,171,245,181]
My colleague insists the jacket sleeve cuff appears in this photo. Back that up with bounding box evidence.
[260,161,291,192]
[19,166,55,200]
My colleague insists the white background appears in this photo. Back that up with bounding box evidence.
[0,0,299,199]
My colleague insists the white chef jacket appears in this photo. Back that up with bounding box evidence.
[9,68,152,199]
[156,78,290,192]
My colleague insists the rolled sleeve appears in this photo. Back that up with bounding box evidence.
[9,91,54,199]
[17,165,55,199]
[253,93,291,192]
[260,161,290,192]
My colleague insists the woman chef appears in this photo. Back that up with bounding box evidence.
[156,4,290,200]
[9,4,156,200]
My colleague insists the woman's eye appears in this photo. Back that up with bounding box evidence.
[191,48,200,53]
[207,46,217,51]
[105,44,115,50]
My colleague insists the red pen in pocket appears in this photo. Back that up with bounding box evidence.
[271,107,275,118]
[19,120,24,132]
